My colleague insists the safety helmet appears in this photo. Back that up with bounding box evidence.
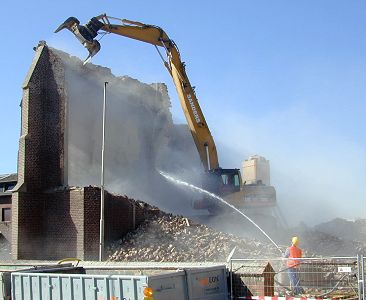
[292,236,299,246]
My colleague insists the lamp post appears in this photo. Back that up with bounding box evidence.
[99,81,108,261]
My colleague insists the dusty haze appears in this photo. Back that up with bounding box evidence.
[54,49,203,216]
[214,108,366,226]
[53,47,365,229]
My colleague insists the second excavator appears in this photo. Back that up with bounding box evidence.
[55,14,277,216]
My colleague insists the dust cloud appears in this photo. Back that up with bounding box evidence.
[53,49,203,216]
[213,106,366,226]
[53,47,365,231]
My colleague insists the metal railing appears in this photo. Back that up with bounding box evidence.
[359,254,365,300]
[230,255,365,300]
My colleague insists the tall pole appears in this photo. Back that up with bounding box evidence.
[99,81,108,261]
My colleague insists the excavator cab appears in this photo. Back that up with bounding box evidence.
[192,168,241,212]
[211,168,241,196]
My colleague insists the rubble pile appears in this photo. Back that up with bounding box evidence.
[301,218,366,256]
[107,211,279,262]
[313,218,366,242]
[107,199,366,262]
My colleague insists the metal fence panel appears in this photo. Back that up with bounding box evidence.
[360,254,365,300]
[230,256,363,300]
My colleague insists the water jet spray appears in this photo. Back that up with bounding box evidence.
[159,170,283,254]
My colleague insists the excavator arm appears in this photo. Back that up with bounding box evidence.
[55,14,279,216]
[55,14,219,171]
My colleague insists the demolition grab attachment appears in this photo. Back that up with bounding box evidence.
[55,16,105,64]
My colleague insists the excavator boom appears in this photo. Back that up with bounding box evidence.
[55,14,219,171]
[55,14,277,216]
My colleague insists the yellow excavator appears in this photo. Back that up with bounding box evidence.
[55,14,277,215]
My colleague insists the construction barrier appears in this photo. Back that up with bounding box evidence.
[230,255,365,300]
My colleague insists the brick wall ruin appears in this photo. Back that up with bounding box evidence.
[0,196,12,240]
[12,42,64,259]
[11,43,150,260]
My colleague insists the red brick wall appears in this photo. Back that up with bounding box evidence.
[0,196,12,240]
[83,187,147,261]
[12,44,149,261]
[12,43,65,260]
[17,44,64,192]
[43,190,80,259]
[12,192,45,259]
[83,187,100,260]
[13,186,147,260]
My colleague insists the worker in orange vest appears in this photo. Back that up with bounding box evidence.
[284,236,303,295]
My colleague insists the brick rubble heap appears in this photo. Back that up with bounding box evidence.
[107,210,280,262]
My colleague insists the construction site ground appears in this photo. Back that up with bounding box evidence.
[2,200,365,263]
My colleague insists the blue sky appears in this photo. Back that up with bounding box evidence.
[1,1,365,223]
